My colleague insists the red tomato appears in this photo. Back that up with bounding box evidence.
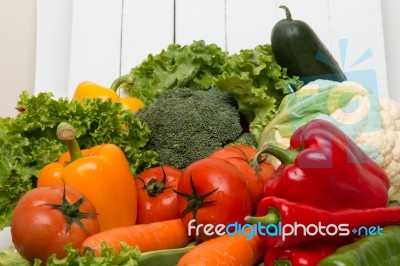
[210,144,275,213]
[11,185,100,263]
[175,157,252,242]
[135,166,182,224]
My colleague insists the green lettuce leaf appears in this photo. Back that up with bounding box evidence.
[0,246,32,266]
[0,91,158,228]
[119,40,228,104]
[0,243,140,266]
[215,44,303,140]
[45,243,140,266]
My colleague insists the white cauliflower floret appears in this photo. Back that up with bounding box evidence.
[353,98,400,199]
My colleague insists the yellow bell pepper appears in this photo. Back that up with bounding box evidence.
[37,122,138,231]
[73,81,144,112]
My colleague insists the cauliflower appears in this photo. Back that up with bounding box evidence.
[258,80,400,200]
[349,96,400,199]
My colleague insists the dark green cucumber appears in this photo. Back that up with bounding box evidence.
[271,5,347,84]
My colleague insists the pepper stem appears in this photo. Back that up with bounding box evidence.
[279,5,292,20]
[110,74,135,92]
[245,207,280,226]
[274,260,292,266]
[57,122,83,162]
[258,145,299,165]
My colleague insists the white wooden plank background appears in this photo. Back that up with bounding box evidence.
[175,0,226,48]
[226,0,277,54]
[328,0,387,98]
[121,0,175,74]
[34,0,390,99]
[67,0,123,99]
[35,0,72,99]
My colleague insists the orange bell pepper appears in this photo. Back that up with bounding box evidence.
[37,122,138,231]
[73,81,144,112]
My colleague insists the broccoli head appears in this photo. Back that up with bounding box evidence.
[228,132,258,148]
[134,87,243,169]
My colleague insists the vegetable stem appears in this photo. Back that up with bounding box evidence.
[41,184,98,235]
[279,5,292,20]
[57,122,83,162]
[259,145,299,165]
[245,207,280,226]
[110,74,135,92]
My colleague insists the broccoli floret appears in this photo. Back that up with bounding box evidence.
[134,87,243,169]
[228,133,258,148]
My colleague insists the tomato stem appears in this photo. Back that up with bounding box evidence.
[139,167,172,197]
[57,122,83,162]
[173,173,218,220]
[41,183,98,235]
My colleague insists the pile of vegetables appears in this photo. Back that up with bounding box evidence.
[0,92,157,228]
[37,122,139,231]
[112,40,303,140]
[2,4,400,266]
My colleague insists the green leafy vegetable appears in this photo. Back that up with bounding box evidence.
[215,44,303,140]
[45,243,140,266]
[112,41,301,142]
[0,243,141,266]
[0,246,32,266]
[257,81,366,150]
[0,91,158,228]
[112,40,228,105]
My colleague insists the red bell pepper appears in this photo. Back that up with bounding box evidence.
[260,119,389,210]
[264,240,348,266]
[245,196,400,248]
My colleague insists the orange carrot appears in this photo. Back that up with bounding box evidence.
[178,228,267,266]
[81,219,191,256]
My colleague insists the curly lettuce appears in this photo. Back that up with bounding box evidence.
[215,44,303,140]
[0,91,158,228]
[113,40,229,105]
[0,243,140,266]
